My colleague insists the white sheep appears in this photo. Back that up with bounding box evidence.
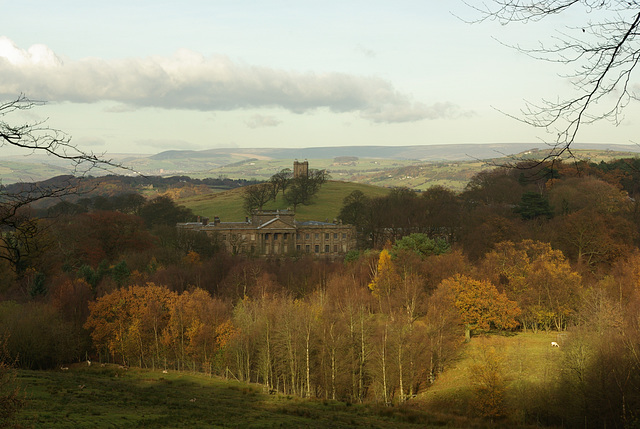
[61,367,69,371]
[162,370,168,374]
[551,341,560,347]
[87,360,91,366]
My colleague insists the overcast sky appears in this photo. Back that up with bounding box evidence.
[1,1,639,155]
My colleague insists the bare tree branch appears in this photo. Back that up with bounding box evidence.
[0,94,129,176]
[0,94,133,275]
[465,1,640,159]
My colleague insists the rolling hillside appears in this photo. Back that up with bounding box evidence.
[178,180,390,222]
[4,143,640,188]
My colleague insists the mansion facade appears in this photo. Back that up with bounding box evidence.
[178,210,356,258]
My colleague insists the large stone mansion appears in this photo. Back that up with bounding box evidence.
[178,209,356,258]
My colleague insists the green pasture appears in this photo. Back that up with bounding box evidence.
[178,180,391,222]
[419,331,562,425]
[15,365,437,428]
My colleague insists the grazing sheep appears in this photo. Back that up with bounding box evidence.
[189,398,196,402]
[61,367,69,371]
[162,370,168,374]
[551,341,560,347]
[100,363,105,367]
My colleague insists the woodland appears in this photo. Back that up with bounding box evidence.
[2,156,640,427]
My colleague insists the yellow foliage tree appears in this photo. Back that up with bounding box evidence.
[470,345,507,420]
[483,240,582,331]
[368,249,400,314]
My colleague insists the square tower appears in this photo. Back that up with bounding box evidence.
[293,160,309,178]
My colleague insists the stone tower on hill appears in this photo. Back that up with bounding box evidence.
[293,160,308,179]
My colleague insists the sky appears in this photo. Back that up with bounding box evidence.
[1,1,639,156]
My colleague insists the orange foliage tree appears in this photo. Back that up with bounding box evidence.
[440,275,520,341]
[84,283,177,366]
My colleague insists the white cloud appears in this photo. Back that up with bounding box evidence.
[245,114,282,129]
[0,37,461,124]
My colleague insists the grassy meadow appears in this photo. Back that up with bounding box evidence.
[178,180,391,222]
[421,331,562,424]
[15,365,437,428]
[13,332,560,428]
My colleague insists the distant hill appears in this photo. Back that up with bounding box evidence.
[3,143,640,189]
[147,143,640,162]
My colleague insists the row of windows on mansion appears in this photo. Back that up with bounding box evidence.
[177,209,356,257]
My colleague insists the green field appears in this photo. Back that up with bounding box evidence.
[178,180,391,222]
[421,331,561,422]
[12,332,557,428]
[15,366,438,428]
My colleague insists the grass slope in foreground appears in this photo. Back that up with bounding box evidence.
[16,366,438,428]
[178,180,390,223]
[13,332,558,428]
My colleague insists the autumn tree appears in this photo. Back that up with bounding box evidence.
[439,274,520,341]
[482,240,582,331]
[368,249,399,315]
[558,208,635,269]
[51,211,156,269]
[84,283,177,366]
[469,344,508,420]
[163,288,229,373]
